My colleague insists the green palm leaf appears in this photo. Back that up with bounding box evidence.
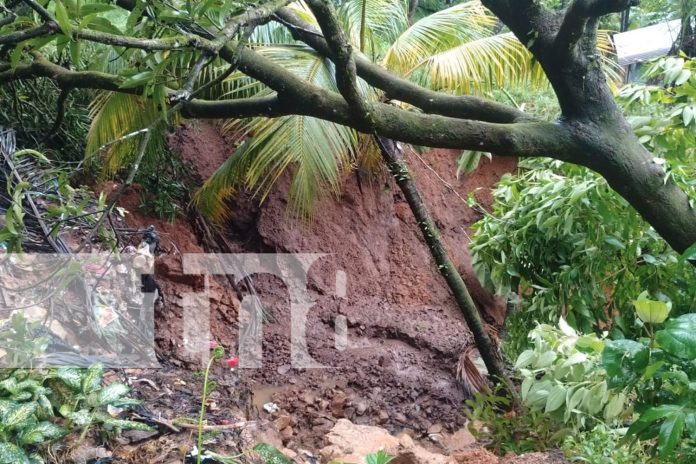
[405,32,544,95]
[338,0,409,54]
[195,46,358,221]
[86,92,168,176]
[382,0,496,74]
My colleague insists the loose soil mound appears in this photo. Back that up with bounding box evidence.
[119,122,519,450]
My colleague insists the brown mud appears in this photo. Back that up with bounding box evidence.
[105,122,566,462]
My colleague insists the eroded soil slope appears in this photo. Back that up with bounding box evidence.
[143,122,517,449]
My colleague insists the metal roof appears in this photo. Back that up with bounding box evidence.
[613,19,682,66]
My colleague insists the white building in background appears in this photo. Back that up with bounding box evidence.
[613,19,682,81]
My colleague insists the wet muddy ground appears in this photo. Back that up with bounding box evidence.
[102,122,567,462]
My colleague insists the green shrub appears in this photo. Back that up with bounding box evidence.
[0,364,150,463]
[562,424,650,464]
[514,320,627,429]
[471,57,696,358]
[470,158,696,357]
[465,389,569,455]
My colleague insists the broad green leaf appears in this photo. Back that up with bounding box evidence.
[67,409,92,427]
[567,387,585,411]
[626,404,682,440]
[604,392,625,420]
[586,382,607,414]
[656,314,696,360]
[682,241,696,262]
[642,361,665,381]
[81,363,103,393]
[55,369,82,391]
[96,383,129,405]
[456,151,482,178]
[54,0,73,38]
[520,376,533,400]
[515,350,536,369]
[19,422,66,445]
[0,442,30,464]
[685,412,696,438]
[545,385,566,413]
[119,71,154,89]
[602,339,649,388]
[533,351,556,369]
[604,236,625,250]
[79,3,116,15]
[633,297,671,324]
[96,416,153,431]
[658,413,685,457]
[3,403,37,430]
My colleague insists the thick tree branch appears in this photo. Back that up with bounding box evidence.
[555,0,637,52]
[275,8,530,124]
[0,15,16,28]
[0,57,139,93]
[182,96,284,119]
[44,86,70,141]
[226,46,570,156]
[0,24,51,45]
[481,0,553,55]
[305,0,373,124]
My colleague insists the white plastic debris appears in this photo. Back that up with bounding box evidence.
[263,402,279,414]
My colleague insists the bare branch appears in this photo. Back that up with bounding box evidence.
[211,0,293,49]
[43,86,70,141]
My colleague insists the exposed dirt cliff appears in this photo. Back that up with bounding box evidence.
[129,122,517,449]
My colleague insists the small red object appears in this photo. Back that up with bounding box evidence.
[226,357,239,369]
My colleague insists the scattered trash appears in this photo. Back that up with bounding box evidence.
[107,404,124,417]
[263,402,279,414]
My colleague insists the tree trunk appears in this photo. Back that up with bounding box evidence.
[375,135,507,383]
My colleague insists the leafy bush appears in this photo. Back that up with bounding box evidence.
[515,320,627,429]
[0,364,150,463]
[0,81,91,163]
[471,57,696,357]
[512,293,696,460]
[471,159,696,356]
[135,148,192,223]
[619,55,696,206]
[562,424,650,464]
[464,390,568,455]
[605,310,696,459]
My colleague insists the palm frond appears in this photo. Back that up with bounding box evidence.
[597,30,625,90]
[85,91,168,177]
[337,0,409,55]
[406,32,545,95]
[382,0,496,74]
[195,46,358,221]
